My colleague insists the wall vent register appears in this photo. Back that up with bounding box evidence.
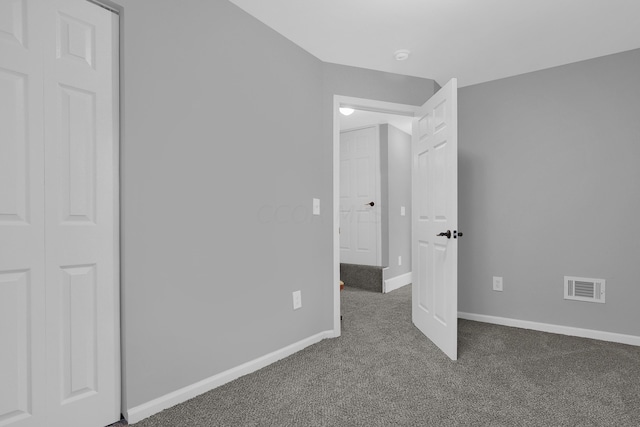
[564,276,605,303]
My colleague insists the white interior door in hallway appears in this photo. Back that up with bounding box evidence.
[411,79,459,361]
[340,126,381,266]
[0,0,120,426]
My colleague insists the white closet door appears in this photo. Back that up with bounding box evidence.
[43,0,119,426]
[1,1,119,426]
[0,1,47,425]
[340,126,381,266]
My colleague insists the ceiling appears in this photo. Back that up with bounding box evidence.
[228,0,640,87]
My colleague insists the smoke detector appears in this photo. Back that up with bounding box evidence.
[394,49,411,61]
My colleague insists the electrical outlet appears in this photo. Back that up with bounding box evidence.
[292,290,302,309]
[493,276,503,292]
[398,256,402,266]
[312,198,320,215]
[400,206,406,216]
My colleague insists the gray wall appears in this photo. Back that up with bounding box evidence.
[323,63,439,107]
[458,48,640,336]
[385,125,412,279]
[118,0,326,410]
[118,0,437,413]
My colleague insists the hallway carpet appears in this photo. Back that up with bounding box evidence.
[131,286,640,426]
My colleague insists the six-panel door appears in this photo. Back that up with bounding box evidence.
[411,79,458,361]
[340,126,381,266]
[0,1,119,426]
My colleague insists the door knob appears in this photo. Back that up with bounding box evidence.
[366,201,375,207]
[437,230,451,239]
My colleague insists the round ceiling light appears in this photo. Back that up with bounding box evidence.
[394,49,411,61]
[339,107,355,116]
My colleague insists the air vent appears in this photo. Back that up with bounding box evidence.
[564,276,605,303]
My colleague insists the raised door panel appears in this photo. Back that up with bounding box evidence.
[58,85,96,224]
[57,12,95,69]
[432,244,448,326]
[0,0,26,47]
[417,242,430,313]
[433,139,448,222]
[0,69,28,224]
[59,265,98,404]
[416,147,429,222]
[0,270,31,426]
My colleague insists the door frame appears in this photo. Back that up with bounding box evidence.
[332,95,419,336]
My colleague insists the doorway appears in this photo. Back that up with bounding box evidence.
[339,112,414,293]
[332,79,460,361]
[0,1,121,426]
[332,96,419,335]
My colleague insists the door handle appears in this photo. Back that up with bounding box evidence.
[366,201,375,207]
[437,230,451,239]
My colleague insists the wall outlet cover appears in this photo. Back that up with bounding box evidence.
[493,276,503,292]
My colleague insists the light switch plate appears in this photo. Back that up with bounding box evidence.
[400,206,406,216]
[493,276,503,292]
[292,290,302,309]
[313,198,320,215]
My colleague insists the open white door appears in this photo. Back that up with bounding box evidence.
[411,79,458,360]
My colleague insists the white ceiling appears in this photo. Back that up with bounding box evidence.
[228,0,640,87]
[340,110,413,134]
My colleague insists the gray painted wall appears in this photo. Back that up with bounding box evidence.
[385,125,412,279]
[458,48,640,336]
[118,0,437,413]
[323,63,439,107]
[118,0,326,410]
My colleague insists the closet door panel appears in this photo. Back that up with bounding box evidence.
[0,1,46,426]
[43,1,120,426]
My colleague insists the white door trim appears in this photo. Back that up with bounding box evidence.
[332,96,419,336]
[110,7,122,419]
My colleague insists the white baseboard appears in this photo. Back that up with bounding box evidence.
[458,312,640,347]
[125,330,334,424]
[384,272,412,293]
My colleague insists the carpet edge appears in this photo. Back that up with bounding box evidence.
[459,311,640,346]
[125,330,334,424]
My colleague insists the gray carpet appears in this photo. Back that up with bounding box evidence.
[131,285,640,426]
[340,263,384,292]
